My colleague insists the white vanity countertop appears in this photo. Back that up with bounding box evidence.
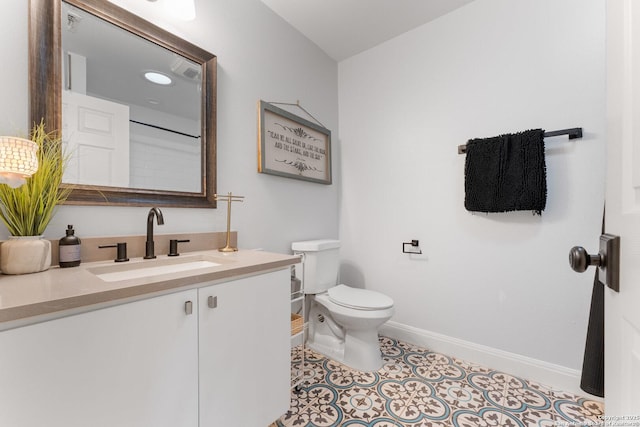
[0,249,300,330]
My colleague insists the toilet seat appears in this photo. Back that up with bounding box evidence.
[327,284,394,310]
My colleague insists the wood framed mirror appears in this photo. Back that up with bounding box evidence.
[29,0,217,207]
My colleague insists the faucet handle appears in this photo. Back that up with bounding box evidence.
[98,242,129,262]
[168,239,190,257]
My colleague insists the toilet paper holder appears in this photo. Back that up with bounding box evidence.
[403,240,422,254]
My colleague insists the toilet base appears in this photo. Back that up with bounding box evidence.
[307,340,344,365]
[308,329,383,372]
[343,329,384,371]
[307,293,389,372]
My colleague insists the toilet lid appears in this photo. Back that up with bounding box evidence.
[327,285,394,310]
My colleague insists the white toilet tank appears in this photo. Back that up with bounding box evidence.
[291,239,340,294]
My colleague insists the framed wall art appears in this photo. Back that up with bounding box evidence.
[258,100,332,185]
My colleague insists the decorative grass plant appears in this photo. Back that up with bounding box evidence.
[0,122,70,236]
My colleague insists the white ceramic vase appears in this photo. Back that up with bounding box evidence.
[0,236,52,275]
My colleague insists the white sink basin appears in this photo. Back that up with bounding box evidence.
[88,254,229,282]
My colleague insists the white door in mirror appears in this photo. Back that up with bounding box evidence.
[62,90,130,187]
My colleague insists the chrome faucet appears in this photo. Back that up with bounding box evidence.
[144,207,164,259]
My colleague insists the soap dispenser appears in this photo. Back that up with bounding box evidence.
[59,225,81,268]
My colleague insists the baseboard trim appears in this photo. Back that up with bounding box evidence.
[380,321,601,400]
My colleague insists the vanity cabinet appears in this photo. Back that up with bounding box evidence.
[0,288,199,427]
[0,268,291,427]
[198,268,291,426]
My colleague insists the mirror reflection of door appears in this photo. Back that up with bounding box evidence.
[61,1,202,193]
[62,89,130,187]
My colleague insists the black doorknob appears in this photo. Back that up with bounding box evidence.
[569,246,603,273]
[568,234,620,292]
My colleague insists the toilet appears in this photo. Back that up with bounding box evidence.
[292,239,394,371]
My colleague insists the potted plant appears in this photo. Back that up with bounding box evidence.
[0,122,70,274]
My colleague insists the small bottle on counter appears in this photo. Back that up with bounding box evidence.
[59,225,81,268]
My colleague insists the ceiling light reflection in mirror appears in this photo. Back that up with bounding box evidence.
[61,1,202,193]
[144,71,173,85]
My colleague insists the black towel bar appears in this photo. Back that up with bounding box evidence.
[457,127,582,154]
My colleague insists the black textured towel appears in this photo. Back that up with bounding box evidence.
[464,129,547,214]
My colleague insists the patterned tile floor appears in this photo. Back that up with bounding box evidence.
[274,336,604,427]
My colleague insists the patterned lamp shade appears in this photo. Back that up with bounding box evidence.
[0,136,39,188]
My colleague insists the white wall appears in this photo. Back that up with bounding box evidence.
[0,0,339,254]
[338,0,606,371]
[0,1,28,136]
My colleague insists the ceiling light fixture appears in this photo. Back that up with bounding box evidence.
[144,71,173,85]
[165,0,196,21]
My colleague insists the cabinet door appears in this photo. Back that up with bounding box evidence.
[199,269,290,426]
[0,289,199,427]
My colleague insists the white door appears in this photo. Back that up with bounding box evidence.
[605,0,640,415]
[62,90,130,187]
